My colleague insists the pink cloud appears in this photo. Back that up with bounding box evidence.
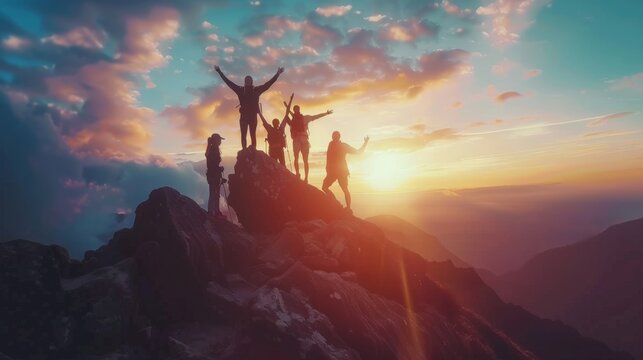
[492,58,516,75]
[608,73,643,92]
[442,0,473,17]
[42,26,104,49]
[315,5,352,17]
[588,112,635,127]
[244,35,264,47]
[2,35,30,50]
[495,91,523,103]
[379,19,438,43]
[44,7,180,161]
[370,128,461,152]
[476,0,539,46]
[364,14,386,22]
[524,68,542,79]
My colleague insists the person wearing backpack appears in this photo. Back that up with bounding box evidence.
[322,131,369,211]
[259,93,294,166]
[283,102,333,183]
[214,65,284,149]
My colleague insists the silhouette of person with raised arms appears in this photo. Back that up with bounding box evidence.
[205,133,226,218]
[259,93,294,167]
[214,65,284,149]
[322,131,369,211]
[283,102,333,183]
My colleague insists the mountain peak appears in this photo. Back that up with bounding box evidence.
[0,151,633,360]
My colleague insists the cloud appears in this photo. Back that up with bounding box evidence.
[608,73,643,92]
[364,14,386,22]
[588,111,635,127]
[467,119,508,128]
[583,130,638,139]
[2,35,30,50]
[441,0,474,18]
[524,68,542,79]
[370,126,461,152]
[315,5,353,17]
[495,91,523,103]
[0,91,206,257]
[451,100,463,109]
[42,26,105,49]
[463,112,634,136]
[249,16,342,49]
[492,58,516,75]
[41,7,180,160]
[476,0,540,46]
[201,21,213,29]
[379,19,439,43]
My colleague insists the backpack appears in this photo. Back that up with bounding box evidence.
[291,113,307,134]
[267,127,286,148]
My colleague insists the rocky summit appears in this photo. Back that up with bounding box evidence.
[0,148,633,360]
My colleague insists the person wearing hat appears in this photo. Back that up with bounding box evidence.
[206,133,225,217]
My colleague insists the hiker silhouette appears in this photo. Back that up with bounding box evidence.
[322,131,369,210]
[259,93,294,167]
[205,133,226,218]
[283,101,333,183]
[214,65,284,149]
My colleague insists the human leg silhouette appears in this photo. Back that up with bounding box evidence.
[240,119,248,149]
[338,176,350,209]
[302,145,310,183]
[293,141,301,178]
[322,174,337,201]
[249,119,257,148]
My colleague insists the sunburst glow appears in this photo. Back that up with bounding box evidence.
[364,152,409,191]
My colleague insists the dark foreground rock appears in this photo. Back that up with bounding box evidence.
[0,148,633,359]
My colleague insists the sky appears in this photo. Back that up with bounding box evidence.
[1,0,642,263]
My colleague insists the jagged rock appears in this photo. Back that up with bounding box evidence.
[60,259,148,358]
[0,240,69,359]
[124,187,256,321]
[1,152,635,359]
[228,148,344,233]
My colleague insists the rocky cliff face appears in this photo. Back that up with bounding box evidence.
[0,148,633,360]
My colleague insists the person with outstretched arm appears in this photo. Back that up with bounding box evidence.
[259,93,294,167]
[214,65,284,149]
[205,133,226,218]
[283,101,333,183]
[322,131,369,211]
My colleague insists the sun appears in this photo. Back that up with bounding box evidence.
[364,152,409,191]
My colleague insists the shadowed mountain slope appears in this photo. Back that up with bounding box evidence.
[367,214,468,267]
[0,148,632,360]
[480,217,643,359]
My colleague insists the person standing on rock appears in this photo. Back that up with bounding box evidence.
[214,65,284,150]
[259,93,294,167]
[206,133,226,217]
[322,131,369,211]
[282,102,333,183]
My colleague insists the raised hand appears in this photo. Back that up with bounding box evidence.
[277,67,285,74]
[364,136,370,143]
[326,109,333,115]
[213,65,220,72]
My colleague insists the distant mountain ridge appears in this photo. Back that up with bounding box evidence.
[367,214,468,267]
[481,217,643,359]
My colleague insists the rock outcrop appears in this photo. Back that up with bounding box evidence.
[0,148,633,359]
[228,148,344,233]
